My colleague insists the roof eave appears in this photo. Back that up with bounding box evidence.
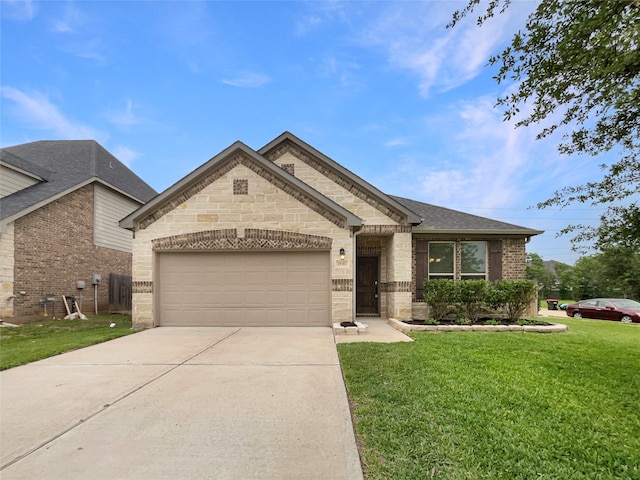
[0,160,46,182]
[412,227,544,236]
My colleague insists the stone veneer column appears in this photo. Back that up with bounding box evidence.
[131,239,154,328]
[386,231,413,320]
[0,223,15,318]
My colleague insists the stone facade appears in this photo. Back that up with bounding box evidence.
[271,150,401,226]
[131,161,360,328]
[128,137,536,328]
[9,185,132,318]
[129,143,420,328]
[0,223,15,318]
[266,141,404,225]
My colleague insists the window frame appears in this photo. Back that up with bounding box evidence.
[427,241,455,280]
[460,241,488,280]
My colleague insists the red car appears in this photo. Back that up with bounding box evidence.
[565,298,640,323]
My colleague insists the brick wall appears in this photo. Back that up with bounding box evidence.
[501,238,527,279]
[411,235,529,299]
[12,184,132,318]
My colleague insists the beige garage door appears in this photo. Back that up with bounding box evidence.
[158,251,330,327]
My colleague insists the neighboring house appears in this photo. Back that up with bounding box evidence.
[0,141,157,319]
[121,132,542,328]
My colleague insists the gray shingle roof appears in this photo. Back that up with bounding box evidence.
[390,195,542,234]
[1,140,157,223]
[0,149,52,180]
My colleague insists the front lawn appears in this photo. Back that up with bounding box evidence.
[338,318,640,479]
[0,314,135,370]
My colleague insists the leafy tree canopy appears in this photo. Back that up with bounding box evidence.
[552,247,640,299]
[525,252,557,298]
[450,0,640,252]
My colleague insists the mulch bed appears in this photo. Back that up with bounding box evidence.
[404,318,552,326]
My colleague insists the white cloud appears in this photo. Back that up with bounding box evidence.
[1,86,105,141]
[2,0,36,22]
[360,2,533,96]
[47,3,107,62]
[49,2,93,34]
[106,99,140,128]
[294,1,352,36]
[221,72,270,88]
[417,97,539,210]
[384,138,410,147]
[377,93,555,216]
[111,145,140,167]
[318,54,361,87]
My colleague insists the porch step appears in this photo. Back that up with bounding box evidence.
[333,321,368,335]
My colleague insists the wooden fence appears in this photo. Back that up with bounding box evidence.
[109,273,132,314]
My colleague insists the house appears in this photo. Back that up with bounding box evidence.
[121,132,542,328]
[0,141,157,319]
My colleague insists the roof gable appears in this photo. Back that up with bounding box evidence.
[259,132,422,225]
[121,142,362,231]
[0,140,157,224]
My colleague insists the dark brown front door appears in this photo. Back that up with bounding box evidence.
[356,256,379,315]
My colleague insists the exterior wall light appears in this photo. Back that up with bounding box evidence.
[339,248,346,260]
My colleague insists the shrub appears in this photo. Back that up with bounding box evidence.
[489,279,537,322]
[457,279,489,324]
[422,279,537,324]
[423,279,458,320]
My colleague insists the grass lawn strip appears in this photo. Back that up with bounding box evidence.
[0,315,135,370]
[338,318,640,479]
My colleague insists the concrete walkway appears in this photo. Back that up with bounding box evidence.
[537,308,570,319]
[1,327,364,480]
[335,318,414,344]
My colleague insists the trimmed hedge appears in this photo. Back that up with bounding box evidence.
[423,279,537,323]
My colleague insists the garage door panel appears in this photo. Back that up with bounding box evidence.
[267,271,287,284]
[287,291,307,305]
[202,272,224,285]
[158,251,330,326]
[307,309,329,325]
[225,272,246,285]
[264,291,287,305]
[287,271,310,284]
[224,291,247,307]
[308,271,327,285]
[245,294,266,307]
[308,291,329,305]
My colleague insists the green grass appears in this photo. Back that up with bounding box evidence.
[0,314,135,370]
[338,318,640,479]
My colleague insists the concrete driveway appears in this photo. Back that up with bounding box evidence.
[0,327,364,479]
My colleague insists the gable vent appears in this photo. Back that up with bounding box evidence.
[233,179,248,195]
[281,163,295,176]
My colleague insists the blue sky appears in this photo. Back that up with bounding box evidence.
[1,0,613,265]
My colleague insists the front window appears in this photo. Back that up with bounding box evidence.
[428,242,454,279]
[461,241,487,280]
